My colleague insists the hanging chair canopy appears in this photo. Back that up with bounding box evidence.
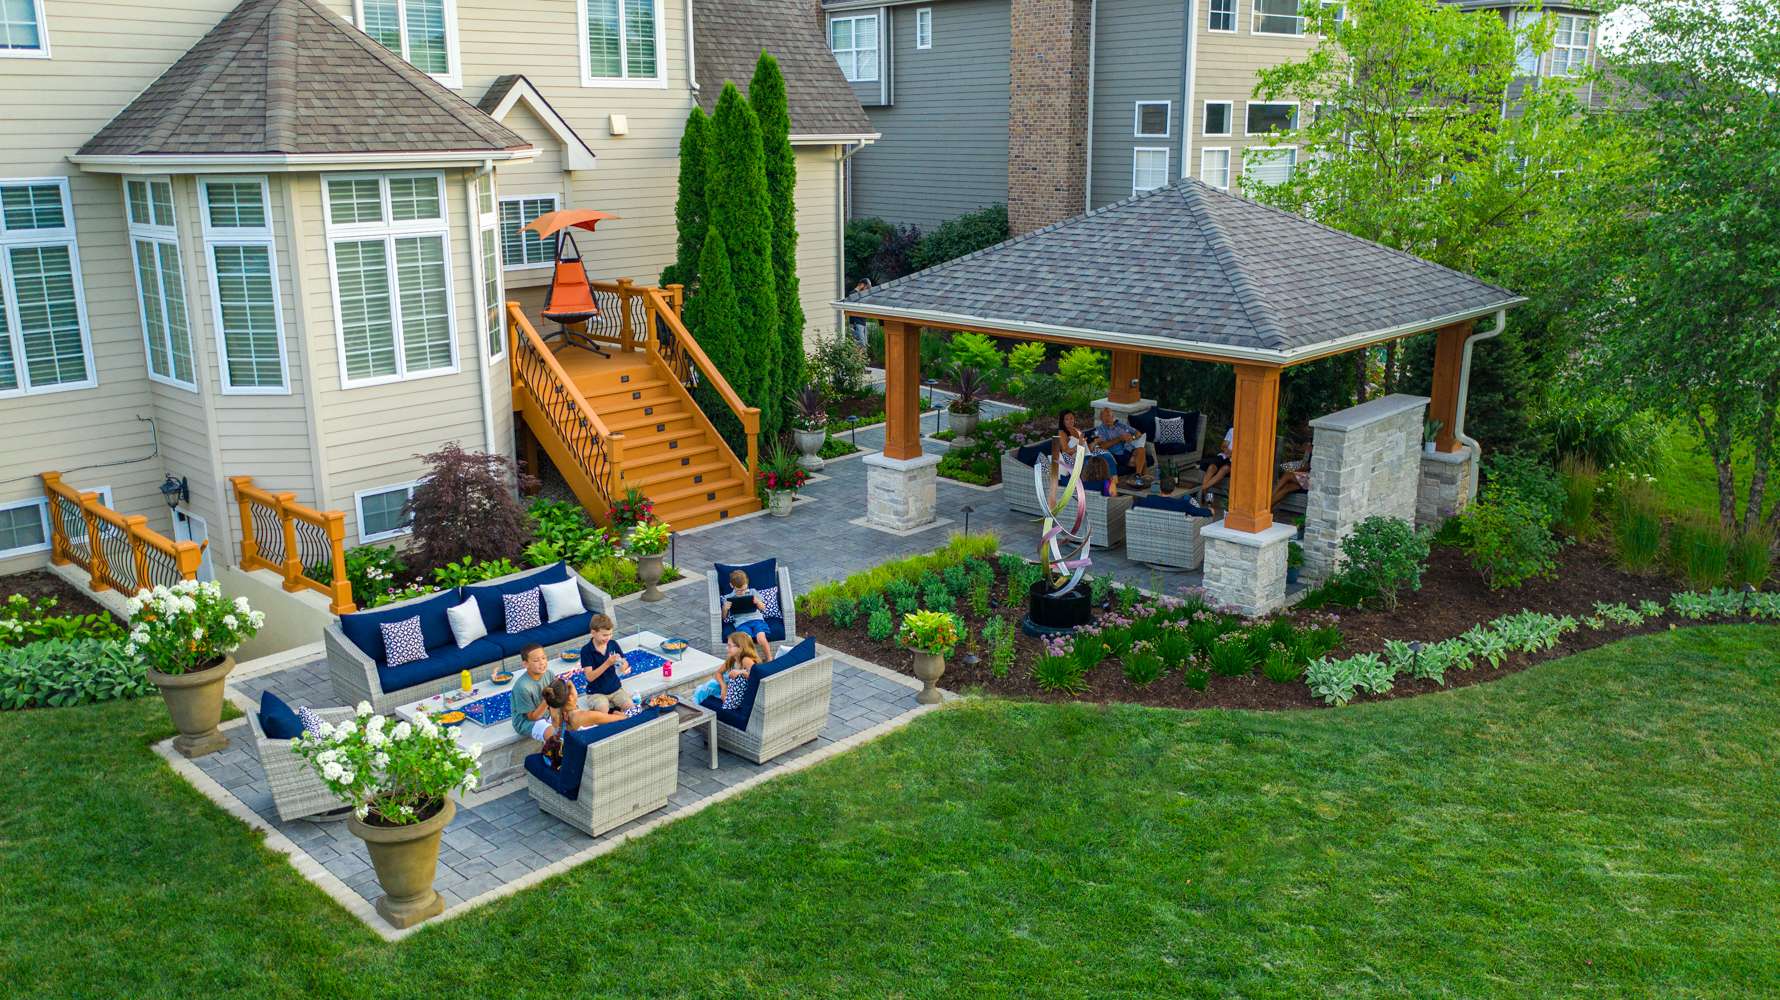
[524,208,620,239]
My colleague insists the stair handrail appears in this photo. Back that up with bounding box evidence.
[641,285,761,486]
[39,471,204,594]
[507,301,629,509]
[229,476,354,613]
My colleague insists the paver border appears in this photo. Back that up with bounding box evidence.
[845,515,956,538]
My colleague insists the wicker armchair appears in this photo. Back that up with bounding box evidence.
[710,652,833,764]
[525,712,679,837]
[1082,489,1137,548]
[246,706,355,822]
[706,562,798,654]
[1001,442,1052,517]
[1126,500,1216,570]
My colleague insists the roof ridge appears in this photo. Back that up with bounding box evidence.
[137,0,274,154]
[1179,181,1290,351]
[265,0,298,152]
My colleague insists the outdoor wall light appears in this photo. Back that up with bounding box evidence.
[159,474,189,510]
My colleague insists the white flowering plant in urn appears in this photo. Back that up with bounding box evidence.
[293,704,482,825]
[125,581,264,675]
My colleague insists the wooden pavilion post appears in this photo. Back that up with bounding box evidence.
[1108,350,1142,405]
[1225,363,1282,534]
[882,320,923,461]
[1426,320,1473,454]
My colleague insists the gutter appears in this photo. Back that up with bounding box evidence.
[1182,0,1197,180]
[686,0,698,94]
[1452,308,1506,501]
[470,159,499,458]
[68,148,538,174]
[1083,0,1097,212]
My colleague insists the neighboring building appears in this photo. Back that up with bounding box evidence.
[0,0,871,576]
[824,0,1604,233]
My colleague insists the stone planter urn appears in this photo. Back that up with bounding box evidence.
[349,797,455,929]
[148,655,236,758]
[793,427,826,471]
[636,553,666,602]
[911,651,946,705]
[766,490,795,517]
[948,407,979,444]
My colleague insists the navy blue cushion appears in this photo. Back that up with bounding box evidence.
[463,562,571,635]
[1013,441,1050,467]
[484,610,592,657]
[578,639,627,696]
[523,751,576,796]
[258,691,303,740]
[376,637,504,693]
[716,559,785,643]
[721,617,786,644]
[337,589,461,664]
[1134,493,1215,516]
[527,707,664,801]
[712,636,815,728]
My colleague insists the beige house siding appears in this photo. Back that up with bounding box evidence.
[793,145,845,351]
[1189,0,1316,188]
[490,103,571,291]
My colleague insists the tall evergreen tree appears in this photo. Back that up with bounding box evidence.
[683,229,747,451]
[660,107,709,290]
[750,53,806,403]
[706,81,783,437]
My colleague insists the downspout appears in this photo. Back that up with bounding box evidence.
[1452,309,1506,501]
[471,159,499,457]
[1082,0,1097,212]
[1182,0,1196,179]
[686,0,698,95]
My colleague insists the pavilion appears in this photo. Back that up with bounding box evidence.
[838,178,1525,613]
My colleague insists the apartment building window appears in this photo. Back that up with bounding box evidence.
[580,0,664,86]
[499,195,559,269]
[201,178,287,393]
[1253,0,1304,36]
[1208,0,1235,32]
[358,0,459,85]
[1134,102,1171,138]
[473,177,503,361]
[1132,148,1170,195]
[915,8,932,49]
[1512,11,1541,75]
[829,15,879,82]
[324,173,457,387]
[1246,102,1298,136]
[0,178,94,397]
[1200,149,1232,190]
[1551,15,1591,75]
[126,178,195,390]
[1245,147,1298,186]
[356,481,420,542]
[1203,101,1232,136]
[0,0,47,57]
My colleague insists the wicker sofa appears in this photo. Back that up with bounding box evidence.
[324,562,615,713]
[1128,406,1207,476]
[706,558,798,654]
[699,637,832,764]
[524,708,678,836]
[1001,441,1054,517]
[1082,488,1137,548]
[248,698,353,822]
[1126,494,1218,570]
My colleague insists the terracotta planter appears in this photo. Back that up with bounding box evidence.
[148,655,235,759]
[948,408,979,444]
[911,651,946,705]
[636,553,666,602]
[349,797,456,929]
[793,427,827,471]
[766,491,794,517]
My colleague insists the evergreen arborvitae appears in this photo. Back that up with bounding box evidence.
[706,81,783,437]
[750,53,806,405]
[661,107,709,290]
[683,230,746,452]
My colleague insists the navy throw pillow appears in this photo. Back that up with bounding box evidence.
[258,691,304,740]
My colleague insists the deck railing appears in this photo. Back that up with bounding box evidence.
[508,302,627,513]
[39,472,204,593]
[229,476,354,613]
[641,285,761,485]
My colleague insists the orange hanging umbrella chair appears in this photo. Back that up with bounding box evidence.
[525,208,620,357]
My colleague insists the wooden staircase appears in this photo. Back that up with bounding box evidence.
[508,283,762,531]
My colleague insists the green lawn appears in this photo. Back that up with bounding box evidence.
[3,627,1778,998]
[1650,421,1778,523]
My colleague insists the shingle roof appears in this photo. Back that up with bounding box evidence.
[79,0,527,158]
[693,0,874,138]
[845,179,1523,359]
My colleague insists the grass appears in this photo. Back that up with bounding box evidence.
[1649,421,1778,523]
[3,627,1779,997]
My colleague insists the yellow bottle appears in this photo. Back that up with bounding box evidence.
[460,669,473,693]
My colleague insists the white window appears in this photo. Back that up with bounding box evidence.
[355,481,420,542]
[579,0,665,86]
[472,177,504,362]
[1200,148,1232,190]
[324,173,457,387]
[1245,147,1298,186]
[1246,101,1298,136]
[915,7,932,49]
[1134,102,1171,138]
[0,497,49,557]
[499,195,559,269]
[357,0,460,87]
[1512,11,1541,75]
[125,178,195,390]
[1208,0,1235,32]
[200,178,287,393]
[1551,15,1591,76]
[1203,100,1233,136]
[0,0,48,58]
[829,15,879,83]
[0,178,94,397]
[1253,0,1304,35]
[1133,148,1170,195]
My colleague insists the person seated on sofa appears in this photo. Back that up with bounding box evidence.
[1090,407,1150,487]
[1052,410,1087,468]
[1074,454,1118,497]
[697,631,763,712]
[720,568,774,661]
[1272,436,1315,506]
[576,613,637,714]
[1195,427,1235,501]
[511,643,556,744]
[543,677,629,734]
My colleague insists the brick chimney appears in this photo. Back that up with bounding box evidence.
[1008,0,1093,235]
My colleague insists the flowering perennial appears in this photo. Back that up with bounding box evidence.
[125,581,264,675]
[293,702,482,825]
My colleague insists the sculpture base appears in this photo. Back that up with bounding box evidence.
[1020,580,1093,637]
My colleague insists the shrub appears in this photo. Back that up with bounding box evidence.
[405,444,537,571]
[947,331,1005,376]
[1483,453,1565,526]
[432,557,521,588]
[1182,666,1210,691]
[968,580,993,618]
[1,594,123,648]
[845,217,895,286]
[1668,515,1732,591]
[810,330,869,399]
[1032,650,1087,693]
[0,638,151,709]
[1056,346,1108,399]
[1557,455,1600,540]
[922,582,955,613]
[1335,516,1431,610]
[1208,640,1251,677]
[1612,481,1665,573]
[798,534,1001,617]
[983,616,1017,678]
[1007,341,1047,382]
[910,204,1008,271]
[818,435,858,460]
[1460,486,1559,589]
[857,592,887,619]
[1124,641,1165,685]
[526,498,613,568]
[885,579,921,614]
[866,607,895,641]
[829,597,860,628]
[1261,644,1302,683]
[1729,528,1774,590]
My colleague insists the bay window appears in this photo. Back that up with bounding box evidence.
[201,178,287,393]
[324,173,457,387]
[126,178,195,389]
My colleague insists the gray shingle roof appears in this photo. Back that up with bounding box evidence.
[693,0,874,137]
[845,179,1522,359]
[79,0,527,158]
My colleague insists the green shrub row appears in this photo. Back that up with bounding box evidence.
[1,638,151,710]
[798,533,1001,619]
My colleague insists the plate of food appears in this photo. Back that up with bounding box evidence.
[490,670,514,684]
[559,649,580,663]
[436,710,467,727]
[659,637,689,657]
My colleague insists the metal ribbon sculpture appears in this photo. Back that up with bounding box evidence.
[1033,448,1093,597]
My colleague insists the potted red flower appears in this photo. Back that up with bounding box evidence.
[756,444,809,517]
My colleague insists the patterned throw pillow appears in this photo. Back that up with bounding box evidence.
[502,587,543,633]
[1155,415,1186,446]
[379,616,428,668]
[756,586,782,620]
[296,705,326,737]
[720,673,750,712]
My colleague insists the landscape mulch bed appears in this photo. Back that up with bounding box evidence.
[0,569,122,624]
[803,541,1709,713]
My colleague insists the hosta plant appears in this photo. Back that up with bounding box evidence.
[126,582,264,675]
[293,703,481,825]
[0,638,151,710]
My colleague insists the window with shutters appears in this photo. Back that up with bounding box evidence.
[0,177,94,397]
[498,195,559,270]
[201,177,287,393]
[324,173,457,387]
[580,0,664,86]
[357,0,459,86]
[126,177,195,390]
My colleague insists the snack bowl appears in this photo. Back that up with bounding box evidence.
[659,637,689,657]
[436,710,467,728]
[490,670,514,684]
[559,649,581,664]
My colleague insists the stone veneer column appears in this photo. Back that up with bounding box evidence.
[1008,0,1092,235]
[1417,446,1476,529]
[864,452,941,531]
[1298,394,1429,587]
[1201,521,1296,616]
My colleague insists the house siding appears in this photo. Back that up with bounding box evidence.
[490,103,571,291]
[1089,0,1187,209]
[794,144,845,346]
[1189,0,1318,187]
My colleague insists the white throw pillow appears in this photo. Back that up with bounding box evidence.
[541,577,585,623]
[446,597,487,649]
[1156,415,1186,446]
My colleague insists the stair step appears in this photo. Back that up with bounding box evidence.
[620,443,721,475]
[607,411,695,435]
[649,477,746,506]
[598,391,686,420]
[582,379,673,407]
[656,493,762,530]
[624,459,734,490]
